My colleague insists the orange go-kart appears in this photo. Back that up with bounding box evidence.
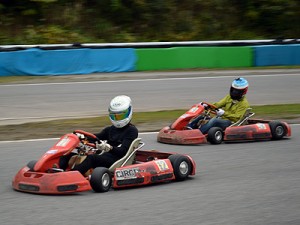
[157,102,291,145]
[12,130,196,194]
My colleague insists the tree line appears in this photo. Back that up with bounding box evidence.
[0,0,299,45]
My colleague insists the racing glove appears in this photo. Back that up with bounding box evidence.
[216,108,225,117]
[96,140,113,152]
[200,102,208,109]
[74,132,85,140]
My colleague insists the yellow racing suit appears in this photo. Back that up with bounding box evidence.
[214,94,250,123]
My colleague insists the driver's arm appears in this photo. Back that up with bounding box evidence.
[213,95,229,108]
[110,126,138,158]
[86,127,110,143]
[222,99,250,122]
[223,105,247,122]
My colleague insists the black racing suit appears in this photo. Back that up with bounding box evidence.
[59,123,138,175]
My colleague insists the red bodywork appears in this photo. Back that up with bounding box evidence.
[158,126,208,145]
[157,103,292,145]
[224,119,291,142]
[157,103,208,145]
[112,150,196,189]
[12,133,196,194]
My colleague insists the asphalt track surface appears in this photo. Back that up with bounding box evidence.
[1,128,300,225]
[1,69,300,225]
[1,69,300,125]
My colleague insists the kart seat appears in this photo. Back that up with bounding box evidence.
[109,138,144,172]
[230,108,255,127]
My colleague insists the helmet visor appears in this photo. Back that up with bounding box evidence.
[230,87,247,100]
[109,106,131,121]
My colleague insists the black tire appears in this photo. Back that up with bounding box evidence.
[207,127,223,144]
[90,167,112,193]
[168,154,192,181]
[27,160,37,171]
[269,121,286,140]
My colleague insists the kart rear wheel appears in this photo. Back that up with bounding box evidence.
[27,160,37,171]
[269,121,286,140]
[207,127,223,144]
[168,154,191,181]
[90,167,112,192]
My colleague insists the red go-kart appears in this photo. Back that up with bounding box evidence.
[12,130,196,194]
[157,102,291,145]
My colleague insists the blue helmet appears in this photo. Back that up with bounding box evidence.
[230,77,249,100]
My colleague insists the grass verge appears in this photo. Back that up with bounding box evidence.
[1,104,300,141]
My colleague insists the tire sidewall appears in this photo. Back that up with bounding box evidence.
[168,154,192,181]
[90,167,112,192]
[269,121,286,140]
[207,127,223,144]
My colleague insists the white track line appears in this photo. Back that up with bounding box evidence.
[1,73,300,87]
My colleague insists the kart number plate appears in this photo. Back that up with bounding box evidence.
[189,107,199,113]
[155,160,169,171]
[256,123,267,130]
[56,137,70,147]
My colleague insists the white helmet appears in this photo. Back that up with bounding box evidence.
[108,95,133,128]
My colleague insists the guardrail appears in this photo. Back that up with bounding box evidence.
[1,39,299,50]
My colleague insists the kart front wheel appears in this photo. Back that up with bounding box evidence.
[27,160,37,171]
[90,167,112,193]
[269,121,286,140]
[207,127,223,144]
[168,154,192,181]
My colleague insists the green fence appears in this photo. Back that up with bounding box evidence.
[136,46,253,71]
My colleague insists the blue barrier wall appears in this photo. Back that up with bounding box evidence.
[0,43,299,76]
[254,44,300,66]
[0,48,136,76]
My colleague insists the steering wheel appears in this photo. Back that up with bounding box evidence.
[73,130,99,148]
[201,102,218,115]
[189,102,218,128]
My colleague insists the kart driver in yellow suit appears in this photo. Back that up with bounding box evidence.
[188,77,250,134]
